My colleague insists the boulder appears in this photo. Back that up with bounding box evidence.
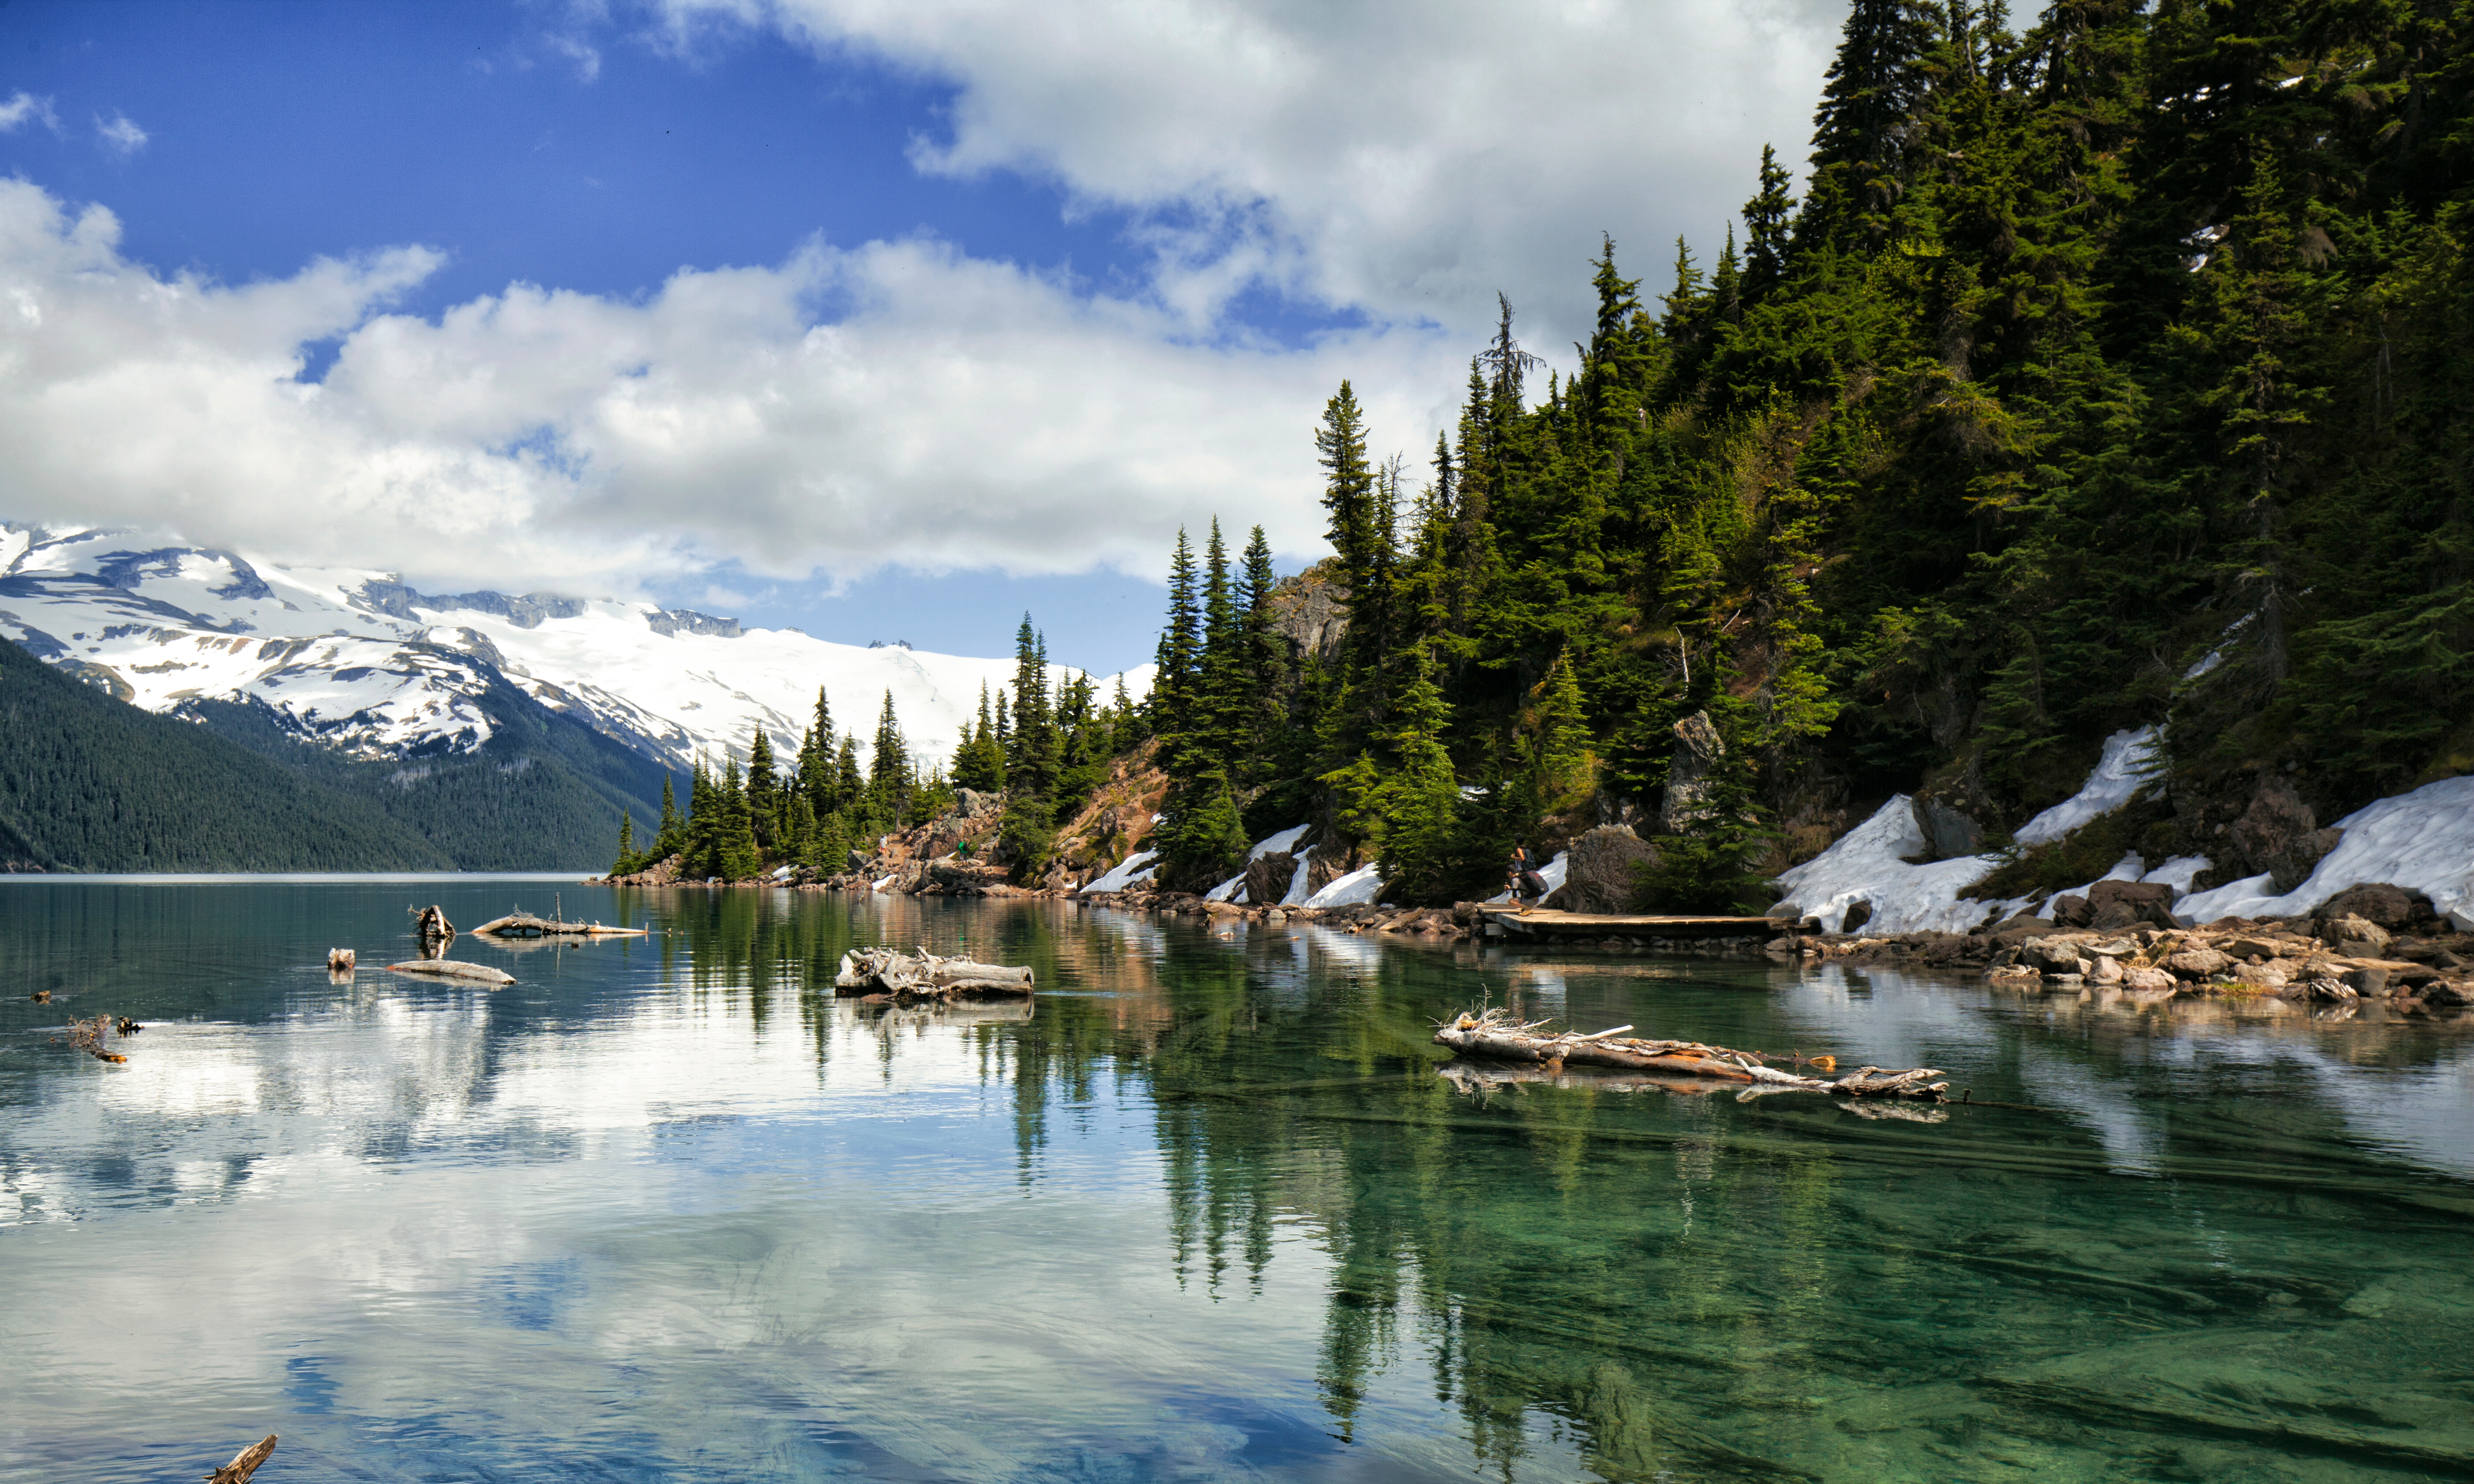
[1841,899,1874,933]
[1542,826,1658,914]
[2089,954,2124,984]
[1245,851,1299,907]
[1658,712,1726,833]
[2048,894,2093,928]
[1990,915,2059,947]
[2422,980,2474,1007]
[2120,965,2178,992]
[2022,939,2088,973]
[2230,774,2342,893]
[2090,878,2178,929]
[2343,966,2390,998]
[2315,883,2431,929]
[2164,947,2233,979]
[2325,913,2393,956]
[955,787,1003,821]
[1910,794,1986,861]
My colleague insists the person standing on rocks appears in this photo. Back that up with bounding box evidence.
[1507,844,1548,912]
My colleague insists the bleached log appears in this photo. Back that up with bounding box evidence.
[386,960,514,986]
[1433,1009,1944,1102]
[832,948,1034,1002]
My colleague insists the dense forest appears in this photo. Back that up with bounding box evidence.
[0,634,456,872]
[608,622,1144,883]
[1132,0,2474,907]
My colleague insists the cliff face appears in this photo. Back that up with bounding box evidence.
[1268,559,1348,663]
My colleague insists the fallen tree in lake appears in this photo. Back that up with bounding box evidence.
[1434,1008,1948,1102]
[472,909,647,939]
[832,948,1034,1004]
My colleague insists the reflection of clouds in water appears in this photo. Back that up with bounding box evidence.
[1297,925,1383,974]
[1778,966,2163,1174]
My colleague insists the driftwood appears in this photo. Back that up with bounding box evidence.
[1434,1008,1947,1103]
[832,948,1034,1003]
[472,910,647,939]
[58,1014,132,1064]
[327,948,356,971]
[207,1434,278,1483]
[385,960,514,986]
[413,905,454,941]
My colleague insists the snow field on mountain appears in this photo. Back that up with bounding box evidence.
[0,523,1149,772]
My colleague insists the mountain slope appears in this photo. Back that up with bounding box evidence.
[186,670,671,871]
[0,523,1151,773]
[0,633,455,872]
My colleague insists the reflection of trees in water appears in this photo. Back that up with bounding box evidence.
[629,897,2474,1479]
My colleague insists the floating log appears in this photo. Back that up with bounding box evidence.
[471,909,647,940]
[413,905,454,940]
[207,1434,278,1484]
[1434,1008,1945,1102]
[832,947,1034,1003]
[327,947,356,971]
[386,960,514,986]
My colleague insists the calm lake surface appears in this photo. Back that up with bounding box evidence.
[3,879,2470,1483]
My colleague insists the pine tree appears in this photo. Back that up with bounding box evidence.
[868,691,910,827]
[1743,145,1796,298]
[655,774,683,858]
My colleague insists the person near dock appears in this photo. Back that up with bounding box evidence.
[1506,844,1547,911]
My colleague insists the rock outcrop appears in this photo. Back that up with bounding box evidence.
[1658,712,1726,834]
[1541,826,1657,914]
[2230,774,2343,893]
[1245,851,1299,906]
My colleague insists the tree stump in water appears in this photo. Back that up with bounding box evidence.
[207,1434,277,1483]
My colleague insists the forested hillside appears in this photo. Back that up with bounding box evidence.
[0,635,453,871]
[1138,0,2474,907]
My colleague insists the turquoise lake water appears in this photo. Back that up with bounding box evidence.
[2,879,2470,1482]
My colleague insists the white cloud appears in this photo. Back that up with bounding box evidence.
[643,0,1841,349]
[0,180,1456,594]
[95,110,149,155]
[0,91,59,134]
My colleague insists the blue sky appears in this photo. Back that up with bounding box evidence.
[0,0,1835,674]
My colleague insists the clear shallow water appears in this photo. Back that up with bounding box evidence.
[2,880,2470,1483]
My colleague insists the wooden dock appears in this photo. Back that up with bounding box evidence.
[472,910,647,939]
[1480,907,1777,940]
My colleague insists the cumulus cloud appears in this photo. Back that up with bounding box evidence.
[95,110,149,155]
[0,180,1456,593]
[0,91,60,134]
[643,0,1841,349]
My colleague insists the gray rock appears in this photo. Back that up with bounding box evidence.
[1245,851,1298,907]
[2091,878,2178,929]
[1910,794,1986,861]
[955,787,1002,821]
[1658,712,1726,834]
[2048,894,2093,928]
[2231,775,2340,893]
[1541,826,1658,914]
[2315,883,2429,929]
[2326,912,2392,953]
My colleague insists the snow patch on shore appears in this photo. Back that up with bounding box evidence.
[1303,863,1384,909]
[1769,798,2031,934]
[1081,850,1159,894]
[2176,776,2474,927]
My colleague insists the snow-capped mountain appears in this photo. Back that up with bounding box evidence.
[0,524,1150,771]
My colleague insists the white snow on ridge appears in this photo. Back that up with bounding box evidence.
[2013,728,2160,846]
[0,522,1150,771]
